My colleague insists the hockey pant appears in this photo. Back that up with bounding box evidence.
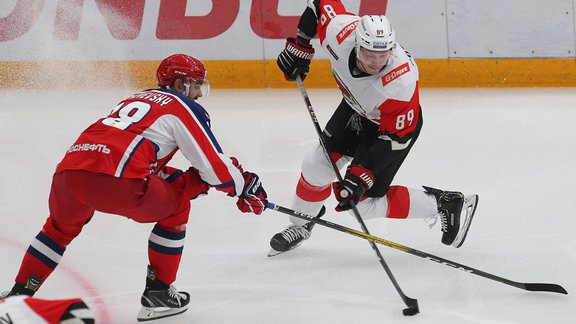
[15,169,193,292]
[290,144,437,226]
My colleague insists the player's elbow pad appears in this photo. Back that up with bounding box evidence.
[297,3,319,41]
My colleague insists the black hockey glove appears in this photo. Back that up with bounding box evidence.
[237,171,268,215]
[333,165,374,212]
[277,37,315,81]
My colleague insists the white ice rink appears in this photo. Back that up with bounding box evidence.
[0,87,574,323]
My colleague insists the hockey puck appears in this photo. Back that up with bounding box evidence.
[402,307,419,316]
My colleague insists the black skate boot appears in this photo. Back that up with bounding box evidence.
[137,265,190,322]
[1,276,41,299]
[268,206,326,257]
[423,186,479,248]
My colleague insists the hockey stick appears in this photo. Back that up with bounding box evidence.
[294,75,420,316]
[267,202,568,295]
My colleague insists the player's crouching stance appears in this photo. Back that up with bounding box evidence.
[1,54,268,322]
[269,0,478,256]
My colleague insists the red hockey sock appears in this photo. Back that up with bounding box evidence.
[385,186,410,219]
[295,173,331,202]
[15,230,67,292]
[147,224,185,285]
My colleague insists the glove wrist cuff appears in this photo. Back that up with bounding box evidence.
[286,39,314,60]
[348,165,374,190]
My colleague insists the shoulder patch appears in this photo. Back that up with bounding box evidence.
[336,20,359,44]
[382,62,410,86]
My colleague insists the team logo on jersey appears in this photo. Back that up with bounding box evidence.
[337,20,359,44]
[382,62,411,86]
[67,143,111,154]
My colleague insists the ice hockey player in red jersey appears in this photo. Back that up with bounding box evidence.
[0,295,94,323]
[269,0,478,256]
[1,54,268,322]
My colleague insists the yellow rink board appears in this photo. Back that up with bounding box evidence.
[1,59,575,89]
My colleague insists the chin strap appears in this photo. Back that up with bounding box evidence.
[182,82,191,97]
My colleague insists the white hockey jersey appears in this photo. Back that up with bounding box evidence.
[316,2,420,141]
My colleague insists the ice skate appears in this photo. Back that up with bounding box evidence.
[137,266,190,322]
[268,206,325,257]
[1,278,38,300]
[424,186,479,248]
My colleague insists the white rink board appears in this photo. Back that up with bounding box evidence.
[0,0,575,61]
[446,0,576,58]
[387,0,449,59]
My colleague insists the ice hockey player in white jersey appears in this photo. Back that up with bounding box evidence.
[270,0,479,255]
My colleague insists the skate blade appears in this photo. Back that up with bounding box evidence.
[137,305,189,322]
[267,240,306,257]
[268,248,283,257]
[452,194,479,248]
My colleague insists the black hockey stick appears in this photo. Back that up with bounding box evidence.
[267,202,568,295]
[295,76,420,316]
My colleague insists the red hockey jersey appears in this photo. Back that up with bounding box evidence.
[55,89,245,196]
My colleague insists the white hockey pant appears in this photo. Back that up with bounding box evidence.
[290,143,437,225]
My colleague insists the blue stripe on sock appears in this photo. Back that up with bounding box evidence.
[27,246,58,270]
[35,232,65,256]
[151,225,186,240]
[148,241,184,255]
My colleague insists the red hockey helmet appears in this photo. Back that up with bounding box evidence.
[156,54,207,87]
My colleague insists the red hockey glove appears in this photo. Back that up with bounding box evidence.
[332,165,374,212]
[277,37,315,81]
[162,166,210,200]
[236,171,268,215]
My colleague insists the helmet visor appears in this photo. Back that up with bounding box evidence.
[184,79,210,98]
[200,79,210,97]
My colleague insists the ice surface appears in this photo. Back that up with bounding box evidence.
[0,87,574,323]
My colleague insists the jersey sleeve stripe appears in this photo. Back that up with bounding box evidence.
[152,90,244,195]
[213,180,235,191]
[157,91,224,156]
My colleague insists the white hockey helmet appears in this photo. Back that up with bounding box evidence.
[355,15,396,54]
